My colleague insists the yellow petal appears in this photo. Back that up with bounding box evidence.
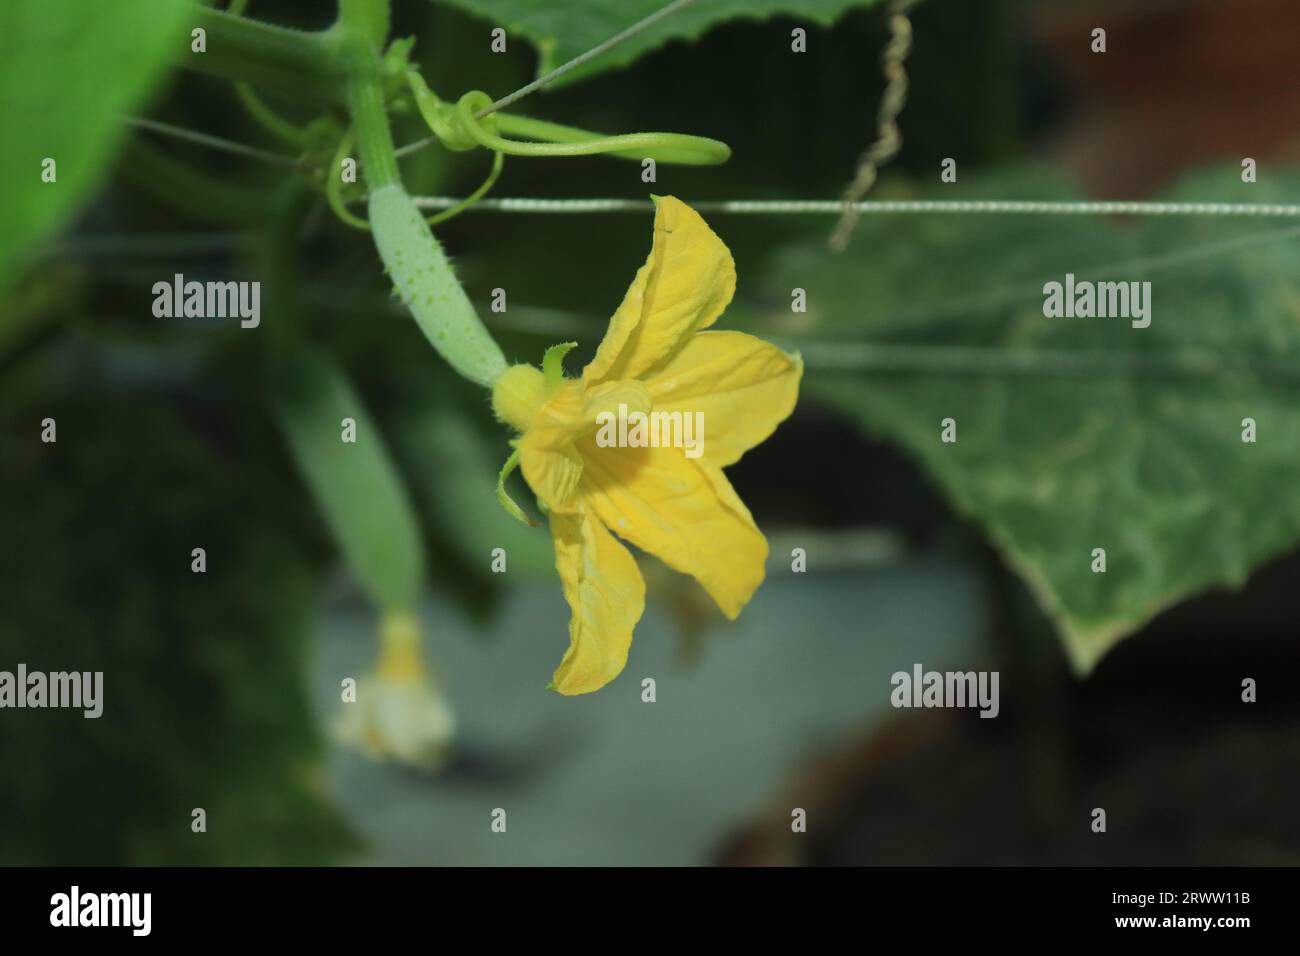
[519,380,653,513]
[523,379,652,452]
[517,381,585,511]
[521,380,586,450]
[549,509,646,695]
[584,378,652,423]
[584,196,737,386]
[520,437,584,513]
[642,331,802,467]
[578,442,766,618]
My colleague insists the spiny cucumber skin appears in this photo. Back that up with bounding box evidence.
[368,184,507,387]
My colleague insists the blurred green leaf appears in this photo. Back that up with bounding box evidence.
[429,0,888,88]
[0,0,188,304]
[272,348,426,613]
[748,166,1300,671]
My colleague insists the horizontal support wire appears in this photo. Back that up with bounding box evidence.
[410,197,1300,217]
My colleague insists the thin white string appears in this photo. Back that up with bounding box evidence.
[409,196,1300,217]
[472,0,702,118]
[126,116,301,167]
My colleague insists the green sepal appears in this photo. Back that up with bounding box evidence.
[496,447,539,528]
[542,342,579,390]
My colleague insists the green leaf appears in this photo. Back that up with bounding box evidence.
[430,0,888,88]
[0,0,189,304]
[271,348,426,613]
[747,166,1300,672]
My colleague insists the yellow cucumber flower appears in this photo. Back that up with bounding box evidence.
[335,612,456,770]
[491,196,802,695]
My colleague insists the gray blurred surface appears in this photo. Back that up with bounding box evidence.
[314,561,985,865]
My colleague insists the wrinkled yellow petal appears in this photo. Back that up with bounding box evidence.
[521,380,586,450]
[642,331,803,467]
[519,379,654,513]
[584,196,736,386]
[549,509,646,695]
[516,380,583,511]
[578,442,766,618]
[584,378,652,423]
[520,438,583,513]
[523,379,652,450]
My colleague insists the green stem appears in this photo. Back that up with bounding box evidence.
[347,75,400,189]
[187,6,344,102]
[338,0,400,189]
[338,0,391,48]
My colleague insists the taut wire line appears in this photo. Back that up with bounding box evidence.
[471,0,702,118]
[409,196,1300,218]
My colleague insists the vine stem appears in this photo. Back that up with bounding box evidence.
[186,5,344,101]
[347,73,400,189]
[337,0,400,189]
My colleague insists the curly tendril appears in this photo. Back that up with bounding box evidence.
[406,72,730,167]
[326,122,505,231]
[327,129,370,230]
